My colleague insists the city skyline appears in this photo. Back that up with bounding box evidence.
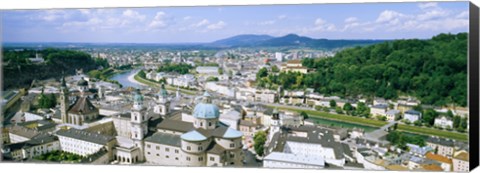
[2,2,469,43]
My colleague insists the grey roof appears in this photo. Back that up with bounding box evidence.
[7,125,42,139]
[372,104,388,109]
[145,132,181,147]
[156,119,194,133]
[206,142,226,154]
[426,137,454,147]
[4,134,58,151]
[405,109,421,115]
[342,143,354,159]
[56,128,115,145]
[282,125,345,160]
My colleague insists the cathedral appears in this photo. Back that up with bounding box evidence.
[144,92,245,166]
[59,76,99,126]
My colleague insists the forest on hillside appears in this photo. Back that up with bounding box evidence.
[3,48,108,90]
[257,33,468,107]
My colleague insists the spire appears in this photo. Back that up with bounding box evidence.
[61,76,67,87]
[202,91,212,103]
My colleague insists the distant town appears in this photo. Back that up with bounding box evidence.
[1,32,470,172]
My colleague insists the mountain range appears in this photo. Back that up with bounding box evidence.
[209,34,387,49]
[3,34,387,50]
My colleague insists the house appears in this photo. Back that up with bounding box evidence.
[280,59,310,74]
[403,109,422,123]
[425,152,453,171]
[385,110,400,122]
[434,116,453,129]
[452,150,469,172]
[370,104,388,117]
[406,143,433,157]
[56,128,116,158]
[196,66,219,75]
[1,134,60,161]
[426,137,455,157]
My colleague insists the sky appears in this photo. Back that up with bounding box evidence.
[1,2,470,43]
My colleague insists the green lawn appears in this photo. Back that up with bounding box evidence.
[134,73,197,95]
[274,106,468,142]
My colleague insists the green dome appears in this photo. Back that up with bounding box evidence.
[77,77,88,86]
[133,89,143,102]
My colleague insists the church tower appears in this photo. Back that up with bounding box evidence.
[154,83,170,116]
[192,92,219,130]
[268,107,281,142]
[59,76,69,124]
[130,89,148,161]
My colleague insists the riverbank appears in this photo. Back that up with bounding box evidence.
[127,70,147,87]
[273,106,468,141]
[132,72,197,95]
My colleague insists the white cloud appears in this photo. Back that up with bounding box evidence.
[148,11,168,29]
[123,9,146,21]
[183,16,192,20]
[277,15,287,20]
[376,10,408,23]
[456,11,469,19]
[207,21,226,30]
[41,10,69,22]
[344,17,358,23]
[418,2,438,9]
[191,19,210,27]
[311,18,336,32]
[259,20,275,25]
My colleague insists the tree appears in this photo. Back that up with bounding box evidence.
[271,65,280,73]
[253,131,267,156]
[138,70,146,78]
[422,109,438,126]
[256,67,269,80]
[343,102,353,111]
[218,67,224,75]
[329,100,337,108]
[335,107,344,114]
[300,111,309,119]
[446,110,454,118]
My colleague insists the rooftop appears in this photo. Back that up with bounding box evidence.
[56,128,115,145]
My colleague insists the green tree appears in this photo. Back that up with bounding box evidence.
[300,111,309,119]
[138,70,146,79]
[271,65,280,73]
[253,131,267,156]
[257,67,269,80]
[329,100,337,108]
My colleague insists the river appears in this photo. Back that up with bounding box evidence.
[110,69,143,88]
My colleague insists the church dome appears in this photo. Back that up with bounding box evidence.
[133,89,143,102]
[193,103,219,119]
[77,77,88,86]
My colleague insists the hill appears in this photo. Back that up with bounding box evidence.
[257,33,468,107]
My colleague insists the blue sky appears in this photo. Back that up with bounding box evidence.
[2,2,469,43]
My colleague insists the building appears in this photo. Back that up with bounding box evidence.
[385,110,400,122]
[263,152,325,168]
[144,92,244,166]
[60,77,99,126]
[275,52,283,62]
[426,137,455,157]
[56,128,116,158]
[370,104,388,117]
[153,84,170,116]
[426,152,453,171]
[2,134,60,161]
[452,150,469,172]
[7,125,43,144]
[266,125,346,167]
[434,116,453,129]
[196,66,219,75]
[219,109,241,130]
[403,109,421,123]
[280,60,310,74]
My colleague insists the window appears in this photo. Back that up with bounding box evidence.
[210,157,215,161]
[187,146,191,150]
[186,157,191,161]
[230,143,235,148]
[198,147,203,150]
[147,152,151,155]
[175,149,179,153]
[230,154,235,158]
[134,116,137,121]
[156,146,160,150]
[198,157,203,161]
[165,148,170,152]
[200,122,203,126]
[166,155,169,158]
[175,157,178,160]
[209,122,212,126]
[156,154,159,156]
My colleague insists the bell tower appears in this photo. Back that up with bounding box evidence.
[130,89,147,162]
[59,76,69,124]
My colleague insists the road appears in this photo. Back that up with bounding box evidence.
[243,149,262,167]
